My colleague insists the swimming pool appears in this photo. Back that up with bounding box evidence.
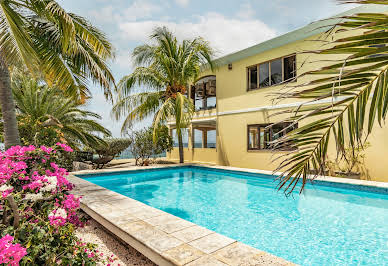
[81,166,388,265]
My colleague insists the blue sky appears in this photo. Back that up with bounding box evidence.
[57,0,356,136]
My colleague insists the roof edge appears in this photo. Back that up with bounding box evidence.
[212,4,388,67]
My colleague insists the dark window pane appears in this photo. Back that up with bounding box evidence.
[248,123,299,151]
[259,127,265,149]
[248,66,257,89]
[248,126,259,149]
[272,125,285,141]
[284,55,296,81]
[259,63,270,88]
[263,128,271,149]
[270,59,282,85]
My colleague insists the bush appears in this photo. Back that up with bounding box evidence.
[130,125,173,166]
[89,138,132,169]
[0,144,108,265]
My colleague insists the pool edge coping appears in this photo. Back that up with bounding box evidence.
[72,163,388,194]
[68,165,296,266]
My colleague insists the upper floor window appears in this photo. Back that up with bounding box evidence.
[247,54,296,91]
[247,122,297,151]
[191,76,216,111]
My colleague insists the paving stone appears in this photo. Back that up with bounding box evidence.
[239,252,293,266]
[111,215,138,225]
[185,255,228,266]
[144,233,183,253]
[116,200,147,210]
[171,225,213,243]
[213,242,262,265]
[121,221,152,234]
[189,233,236,254]
[144,213,179,226]
[156,218,195,234]
[131,206,166,219]
[131,226,168,244]
[162,244,204,265]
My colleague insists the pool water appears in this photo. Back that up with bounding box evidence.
[81,166,388,265]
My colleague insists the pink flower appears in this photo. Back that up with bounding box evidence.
[55,143,73,152]
[48,208,67,226]
[40,146,53,154]
[0,235,27,265]
[0,184,13,199]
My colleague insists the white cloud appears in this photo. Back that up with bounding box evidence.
[174,0,189,7]
[122,0,163,21]
[115,50,133,70]
[119,13,276,56]
[88,5,121,24]
[89,1,163,23]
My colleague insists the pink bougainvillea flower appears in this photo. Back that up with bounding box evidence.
[0,235,27,265]
[55,143,74,152]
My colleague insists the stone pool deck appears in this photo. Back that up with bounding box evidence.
[69,164,295,266]
[69,164,388,265]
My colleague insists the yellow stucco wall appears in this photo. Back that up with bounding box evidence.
[168,29,388,182]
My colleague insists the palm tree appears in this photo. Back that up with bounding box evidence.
[0,0,115,149]
[2,72,111,148]
[272,0,388,194]
[112,27,215,163]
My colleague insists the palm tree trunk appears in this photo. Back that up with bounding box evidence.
[177,129,184,163]
[0,56,21,149]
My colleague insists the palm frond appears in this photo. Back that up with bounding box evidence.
[113,26,214,139]
[7,75,111,148]
[273,2,388,194]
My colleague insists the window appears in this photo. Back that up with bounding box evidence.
[270,59,282,85]
[248,66,258,90]
[192,76,217,111]
[259,63,269,88]
[247,54,296,90]
[193,129,203,148]
[247,122,297,151]
[283,55,296,81]
[193,128,216,149]
[195,95,204,111]
[171,129,189,148]
[206,130,216,148]
[206,96,216,109]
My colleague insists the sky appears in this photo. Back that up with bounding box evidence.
[57,0,357,137]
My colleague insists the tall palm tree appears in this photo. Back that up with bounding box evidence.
[1,72,111,148]
[273,0,388,194]
[113,27,215,163]
[0,0,115,149]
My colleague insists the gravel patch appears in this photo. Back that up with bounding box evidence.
[76,218,156,266]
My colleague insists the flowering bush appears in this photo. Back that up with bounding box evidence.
[0,235,27,265]
[0,144,104,265]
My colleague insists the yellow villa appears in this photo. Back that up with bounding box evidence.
[167,5,388,182]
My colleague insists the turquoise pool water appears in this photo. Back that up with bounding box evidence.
[81,166,388,265]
